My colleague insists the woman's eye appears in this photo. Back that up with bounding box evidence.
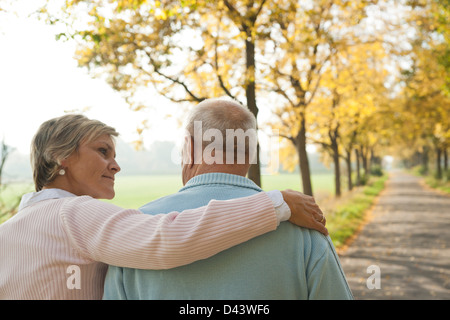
[99,148,107,155]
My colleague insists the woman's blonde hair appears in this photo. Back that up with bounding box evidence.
[31,114,119,191]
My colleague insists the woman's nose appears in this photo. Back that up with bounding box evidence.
[110,159,121,173]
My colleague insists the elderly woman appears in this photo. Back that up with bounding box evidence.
[0,114,326,300]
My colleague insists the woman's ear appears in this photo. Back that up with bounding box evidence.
[58,153,75,170]
[58,157,68,168]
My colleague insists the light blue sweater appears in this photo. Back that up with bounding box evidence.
[103,173,353,300]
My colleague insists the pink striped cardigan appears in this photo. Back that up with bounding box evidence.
[0,189,282,299]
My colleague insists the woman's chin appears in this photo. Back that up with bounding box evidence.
[93,190,115,200]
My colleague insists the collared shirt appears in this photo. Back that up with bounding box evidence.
[0,186,285,299]
[103,173,354,300]
[18,188,76,210]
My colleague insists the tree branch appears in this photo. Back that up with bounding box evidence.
[278,132,295,144]
[146,53,206,102]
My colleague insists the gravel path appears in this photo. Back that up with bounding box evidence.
[339,170,450,299]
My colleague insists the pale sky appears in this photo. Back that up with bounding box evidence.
[0,1,183,154]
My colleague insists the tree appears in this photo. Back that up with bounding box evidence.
[392,0,450,177]
[40,0,448,193]
[399,45,450,177]
[40,0,277,186]
[0,139,18,221]
[264,0,379,195]
[308,41,389,196]
[41,0,382,194]
[0,139,11,188]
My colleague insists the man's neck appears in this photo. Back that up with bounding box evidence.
[194,164,249,178]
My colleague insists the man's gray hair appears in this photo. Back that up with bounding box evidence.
[184,98,258,164]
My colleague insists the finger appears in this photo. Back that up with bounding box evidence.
[303,215,328,236]
[316,215,326,225]
[310,220,329,236]
[308,205,325,224]
[289,214,329,236]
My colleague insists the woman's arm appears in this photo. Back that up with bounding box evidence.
[60,192,278,269]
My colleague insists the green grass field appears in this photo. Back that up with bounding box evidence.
[105,173,335,208]
[0,173,335,211]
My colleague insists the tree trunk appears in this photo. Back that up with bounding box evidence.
[295,116,313,196]
[0,141,12,188]
[244,35,261,187]
[422,146,429,175]
[330,134,341,197]
[248,146,261,187]
[436,146,442,180]
[444,146,448,172]
[360,146,368,177]
[345,149,353,191]
[355,148,361,186]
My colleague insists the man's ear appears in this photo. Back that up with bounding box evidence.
[182,136,195,169]
[188,136,195,168]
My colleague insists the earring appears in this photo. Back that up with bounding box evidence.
[59,169,66,176]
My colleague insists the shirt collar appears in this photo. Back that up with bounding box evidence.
[18,188,77,211]
[180,172,262,192]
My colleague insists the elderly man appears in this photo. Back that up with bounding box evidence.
[103,98,353,300]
